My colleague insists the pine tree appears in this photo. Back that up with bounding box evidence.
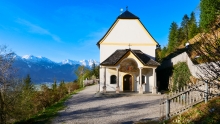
[20,74,35,119]
[200,0,220,31]
[177,27,185,45]
[168,22,178,53]
[23,74,34,91]
[52,79,57,90]
[161,47,168,59]
[181,14,190,41]
[188,12,198,39]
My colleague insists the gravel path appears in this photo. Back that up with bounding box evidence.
[52,84,163,124]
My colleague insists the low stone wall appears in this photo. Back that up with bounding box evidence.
[83,79,99,86]
[158,51,202,78]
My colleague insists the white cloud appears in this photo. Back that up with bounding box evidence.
[16,18,61,42]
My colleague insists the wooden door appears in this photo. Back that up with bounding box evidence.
[123,75,132,91]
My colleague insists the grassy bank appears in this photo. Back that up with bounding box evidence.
[162,96,220,124]
[15,87,84,124]
[136,96,220,124]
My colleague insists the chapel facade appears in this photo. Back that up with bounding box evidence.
[96,9,160,94]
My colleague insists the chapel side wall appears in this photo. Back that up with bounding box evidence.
[100,45,156,62]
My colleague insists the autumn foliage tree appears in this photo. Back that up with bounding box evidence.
[190,28,220,96]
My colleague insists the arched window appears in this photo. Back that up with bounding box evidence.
[110,75,116,84]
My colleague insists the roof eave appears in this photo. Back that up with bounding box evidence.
[117,17,140,19]
[138,20,160,45]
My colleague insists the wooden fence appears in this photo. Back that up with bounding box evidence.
[160,81,220,120]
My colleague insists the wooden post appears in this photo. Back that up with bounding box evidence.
[103,67,106,93]
[152,68,157,94]
[205,80,208,103]
[116,67,120,93]
[177,90,179,103]
[166,97,170,120]
[139,67,143,94]
[189,91,191,105]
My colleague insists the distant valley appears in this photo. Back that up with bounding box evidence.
[13,55,99,84]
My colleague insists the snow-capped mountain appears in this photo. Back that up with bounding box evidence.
[61,59,80,65]
[18,55,99,67]
[61,59,99,67]
[13,55,99,83]
[22,55,54,63]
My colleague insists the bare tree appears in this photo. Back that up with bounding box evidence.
[190,25,220,96]
[0,45,18,124]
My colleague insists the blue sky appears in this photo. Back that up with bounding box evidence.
[0,0,200,62]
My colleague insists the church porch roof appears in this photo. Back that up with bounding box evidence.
[100,49,160,66]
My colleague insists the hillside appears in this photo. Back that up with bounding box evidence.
[166,96,220,123]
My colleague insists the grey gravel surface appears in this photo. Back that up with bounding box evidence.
[52,84,163,124]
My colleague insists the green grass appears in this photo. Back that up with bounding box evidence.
[15,87,85,124]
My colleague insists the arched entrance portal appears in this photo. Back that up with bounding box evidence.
[123,74,132,91]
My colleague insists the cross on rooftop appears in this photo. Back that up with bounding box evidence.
[128,43,131,49]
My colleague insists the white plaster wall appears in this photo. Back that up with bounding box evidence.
[100,45,156,62]
[103,19,156,44]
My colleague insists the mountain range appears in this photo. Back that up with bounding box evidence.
[13,55,99,84]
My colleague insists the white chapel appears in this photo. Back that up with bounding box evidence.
[97,9,160,94]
